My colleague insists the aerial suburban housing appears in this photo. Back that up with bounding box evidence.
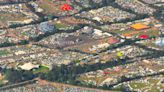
[0,0,163,92]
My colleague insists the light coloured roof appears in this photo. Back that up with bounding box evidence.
[19,62,39,70]
[130,23,149,30]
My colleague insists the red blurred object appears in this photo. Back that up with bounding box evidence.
[60,4,72,11]
[139,35,149,39]
[108,37,119,44]
[103,72,109,75]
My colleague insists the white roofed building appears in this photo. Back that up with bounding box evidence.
[18,62,39,70]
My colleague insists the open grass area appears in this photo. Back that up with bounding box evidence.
[0,75,5,86]
[0,13,26,20]
[110,29,132,34]
[160,84,164,89]
[148,87,160,92]
[129,82,147,89]
[148,79,160,84]
[36,0,80,16]
[32,65,49,74]
[54,22,70,29]
[0,80,4,86]
[147,79,163,92]
[129,78,163,92]
[0,13,28,28]
[0,50,9,56]
[111,28,159,38]
[36,0,62,15]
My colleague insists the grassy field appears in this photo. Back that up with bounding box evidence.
[54,22,70,29]
[33,65,49,74]
[129,82,148,89]
[148,87,160,92]
[129,78,163,92]
[36,0,61,15]
[110,29,132,34]
[110,28,159,38]
[0,13,28,28]
[148,79,160,84]
[0,50,9,56]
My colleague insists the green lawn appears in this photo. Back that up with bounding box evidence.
[21,32,30,36]
[129,82,147,89]
[37,0,57,15]
[0,50,9,56]
[148,79,160,84]
[0,79,3,84]
[147,79,163,92]
[110,30,132,34]
[148,87,160,92]
[32,65,49,74]
[73,60,81,63]
[54,23,70,29]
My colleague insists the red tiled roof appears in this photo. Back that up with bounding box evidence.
[108,37,119,44]
[139,35,149,39]
[103,72,109,75]
[60,4,72,11]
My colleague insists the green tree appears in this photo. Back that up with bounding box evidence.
[5,69,22,83]
[47,15,53,20]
